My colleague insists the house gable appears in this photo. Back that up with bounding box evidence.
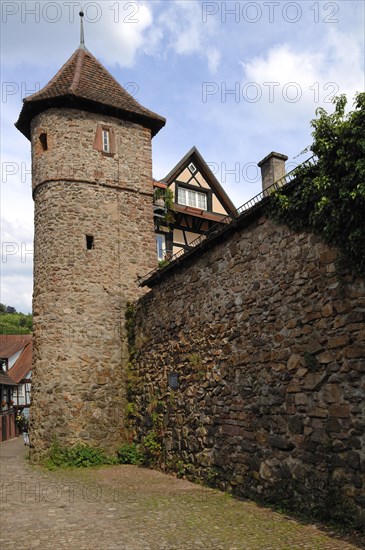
[154,147,236,260]
[162,146,236,217]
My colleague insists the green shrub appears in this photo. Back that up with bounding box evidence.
[65,445,115,467]
[45,441,116,469]
[0,312,32,334]
[117,443,142,465]
[141,431,162,467]
[323,488,361,530]
[269,93,365,277]
[125,402,136,417]
[204,467,220,487]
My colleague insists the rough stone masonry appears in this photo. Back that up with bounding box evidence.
[30,109,157,459]
[132,210,365,523]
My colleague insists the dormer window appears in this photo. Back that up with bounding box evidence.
[177,186,207,210]
[102,129,110,153]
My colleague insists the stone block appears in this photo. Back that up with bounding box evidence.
[268,435,294,451]
[327,334,349,348]
[259,461,272,481]
[347,452,361,469]
[325,417,341,433]
[346,346,365,359]
[322,384,343,403]
[317,351,334,364]
[221,424,240,437]
[329,404,350,418]
[304,372,326,390]
[288,415,304,434]
[287,379,300,393]
[310,430,329,445]
[321,303,334,317]
[287,354,302,371]
[308,407,328,418]
[295,393,307,405]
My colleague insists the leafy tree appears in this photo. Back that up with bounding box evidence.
[6,306,16,314]
[270,93,365,276]
[0,304,6,313]
[0,312,32,334]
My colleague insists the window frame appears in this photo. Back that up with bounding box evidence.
[176,183,210,211]
[102,129,110,153]
[93,125,115,156]
[156,233,166,262]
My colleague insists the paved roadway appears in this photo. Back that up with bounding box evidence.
[0,437,364,549]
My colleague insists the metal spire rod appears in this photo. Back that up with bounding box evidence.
[79,10,86,49]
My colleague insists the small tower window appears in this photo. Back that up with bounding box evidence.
[102,130,110,153]
[39,132,48,151]
[93,125,115,155]
[86,235,94,250]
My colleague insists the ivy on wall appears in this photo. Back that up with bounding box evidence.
[269,93,365,276]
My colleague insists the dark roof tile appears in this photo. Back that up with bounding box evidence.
[16,47,165,138]
[0,371,18,386]
[8,342,32,384]
[0,335,32,359]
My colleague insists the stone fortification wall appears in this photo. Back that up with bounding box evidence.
[31,109,157,459]
[132,213,365,523]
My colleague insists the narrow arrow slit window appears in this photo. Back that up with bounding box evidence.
[86,235,94,250]
[39,132,48,151]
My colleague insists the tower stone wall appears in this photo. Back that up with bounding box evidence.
[30,108,157,459]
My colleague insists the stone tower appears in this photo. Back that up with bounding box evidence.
[15,31,165,460]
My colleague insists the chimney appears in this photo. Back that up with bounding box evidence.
[258,152,288,192]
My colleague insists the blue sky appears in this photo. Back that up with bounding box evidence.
[1,0,364,313]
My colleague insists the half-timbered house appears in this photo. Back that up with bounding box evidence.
[0,370,17,441]
[153,146,236,261]
[0,335,32,416]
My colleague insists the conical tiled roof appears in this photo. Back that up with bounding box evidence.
[15,47,166,139]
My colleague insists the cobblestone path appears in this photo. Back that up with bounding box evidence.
[1,437,364,549]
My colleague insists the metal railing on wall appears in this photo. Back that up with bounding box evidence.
[139,155,317,286]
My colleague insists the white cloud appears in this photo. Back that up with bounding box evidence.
[92,2,154,67]
[1,218,33,314]
[207,49,221,74]
[146,0,222,73]
[240,28,364,125]
[1,1,222,75]
[0,270,33,314]
[1,1,154,69]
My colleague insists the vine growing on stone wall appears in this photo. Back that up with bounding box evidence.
[125,302,136,356]
[124,302,141,444]
[124,302,165,466]
[269,93,365,277]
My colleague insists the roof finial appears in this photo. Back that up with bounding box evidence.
[79,10,86,50]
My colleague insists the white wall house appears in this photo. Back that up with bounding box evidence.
[0,335,32,415]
